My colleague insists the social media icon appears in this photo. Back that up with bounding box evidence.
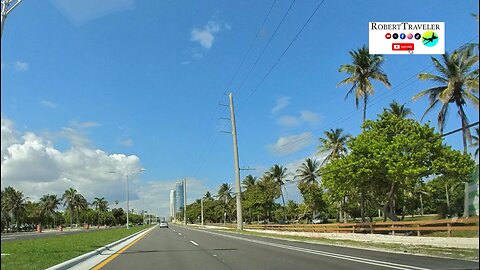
[385,33,391,39]
[393,33,399,39]
[407,33,413,39]
[414,33,421,40]
[400,33,406,39]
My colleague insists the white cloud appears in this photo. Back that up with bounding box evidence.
[14,61,29,72]
[190,21,222,49]
[40,100,58,108]
[271,97,290,114]
[1,117,143,206]
[277,115,301,127]
[50,0,135,25]
[268,132,313,156]
[300,110,320,125]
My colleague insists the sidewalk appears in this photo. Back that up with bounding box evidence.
[245,229,479,249]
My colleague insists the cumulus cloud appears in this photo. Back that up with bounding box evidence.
[271,97,290,114]
[268,132,313,156]
[277,110,321,128]
[190,21,221,49]
[1,117,142,204]
[14,61,29,72]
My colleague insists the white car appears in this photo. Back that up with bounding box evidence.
[159,221,168,228]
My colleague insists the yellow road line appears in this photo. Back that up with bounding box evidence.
[91,228,154,270]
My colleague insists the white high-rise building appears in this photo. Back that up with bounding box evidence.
[169,190,176,221]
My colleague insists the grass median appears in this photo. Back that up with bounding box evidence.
[1,225,153,270]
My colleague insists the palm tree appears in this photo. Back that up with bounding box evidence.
[317,128,351,222]
[92,197,108,226]
[317,128,350,165]
[217,183,232,224]
[295,158,320,185]
[387,100,413,118]
[338,45,391,125]
[39,194,61,228]
[62,188,78,228]
[470,127,479,158]
[413,49,479,154]
[267,164,290,220]
[2,187,27,232]
[242,175,257,191]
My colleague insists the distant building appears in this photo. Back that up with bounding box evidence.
[169,190,176,220]
[175,181,185,216]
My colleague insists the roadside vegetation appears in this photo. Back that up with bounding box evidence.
[0,225,151,270]
[181,34,479,226]
[1,187,154,233]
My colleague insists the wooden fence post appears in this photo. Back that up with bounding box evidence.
[417,224,421,236]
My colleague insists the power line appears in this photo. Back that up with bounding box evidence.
[238,0,327,110]
[191,1,279,178]
[270,34,479,155]
[235,0,297,94]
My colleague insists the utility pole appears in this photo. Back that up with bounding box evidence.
[229,93,243,230]
[1,0,22,39]
[184,178,187,226]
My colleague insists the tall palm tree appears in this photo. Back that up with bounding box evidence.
[317,128,350,165]
[217,183,232,224]
[62,188,78,228]
[267,164,290,220]
[242,175,257,191]
[39,194,61,228]
[387,100,413,118]
[413,49,479,154]
[92,197,108,225]
[295,158,320,185]
[338,45,391,125]
[2,187,27,232]
[471,127,479,158]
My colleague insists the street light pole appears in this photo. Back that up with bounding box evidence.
[110,169,144,229]
[1,0,22,39]
[126,174,130,229]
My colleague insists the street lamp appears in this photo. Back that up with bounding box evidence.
[110,168,145,229]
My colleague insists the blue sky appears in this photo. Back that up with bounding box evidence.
[1,0,478,217]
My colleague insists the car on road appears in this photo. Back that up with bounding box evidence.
[159,221,168,228]
[312,218,327,224]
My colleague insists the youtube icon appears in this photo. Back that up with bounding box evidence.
[392,43,414,51]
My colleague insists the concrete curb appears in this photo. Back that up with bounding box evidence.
[46,225,157,270]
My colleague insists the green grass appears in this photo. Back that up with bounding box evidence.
[1,225,152,270]
[215,228,479,261]
[423,230,479,238]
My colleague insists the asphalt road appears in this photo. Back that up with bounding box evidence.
[98,224,479,270]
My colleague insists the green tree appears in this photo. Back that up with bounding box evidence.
[39,194,61,228]
[321,111,475,221]
[92,197,109,226]
[317,128,350,165]
[413,49,479,154]
[266,164,290,220]
[2,187,27,232]
[217,183,232,224]
[295,158,324,221]
[387,100,413,118]
[337,45,391,124]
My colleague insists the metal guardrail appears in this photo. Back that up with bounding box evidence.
[214,217,479,237]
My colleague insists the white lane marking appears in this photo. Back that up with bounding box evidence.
[190,240,199,246]
[193,229,431,270]
[178,233,182,236]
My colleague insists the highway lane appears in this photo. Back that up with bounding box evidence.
[99,224,479,270]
